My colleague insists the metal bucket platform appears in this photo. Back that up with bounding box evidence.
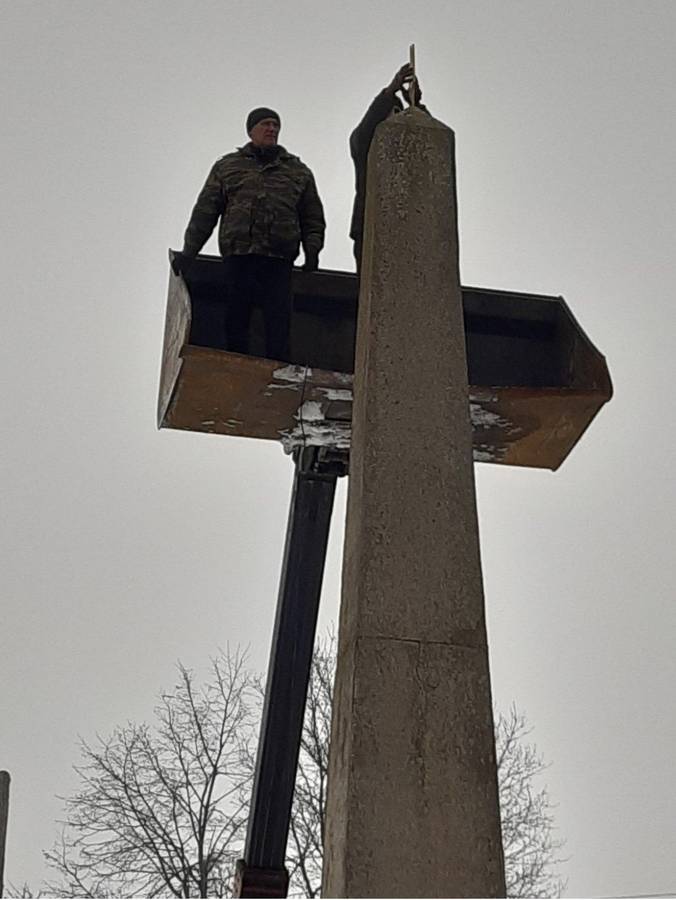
[158,252,612,470]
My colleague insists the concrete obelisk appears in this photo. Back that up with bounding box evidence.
[322,109,506,898]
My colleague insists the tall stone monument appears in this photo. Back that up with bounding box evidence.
[322,109,506,897]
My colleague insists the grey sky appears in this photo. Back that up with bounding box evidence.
[1,0,675,896]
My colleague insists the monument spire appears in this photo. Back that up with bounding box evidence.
[322,107,506,897]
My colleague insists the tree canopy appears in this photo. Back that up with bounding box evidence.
[24,640,564,898]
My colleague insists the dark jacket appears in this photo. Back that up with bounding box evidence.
[349,91,430,245]
[183,143,325,262]
[349,89,395,243]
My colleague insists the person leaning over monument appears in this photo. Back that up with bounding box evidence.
[174,107,325,362]
[349,64,428,268]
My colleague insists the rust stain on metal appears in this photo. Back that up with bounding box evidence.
[157,269,192,428]
[160,347,608,470]
[157,257,612,471]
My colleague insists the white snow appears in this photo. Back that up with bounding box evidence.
[272,364,312,383]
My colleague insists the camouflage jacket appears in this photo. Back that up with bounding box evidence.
[182,143,325,262]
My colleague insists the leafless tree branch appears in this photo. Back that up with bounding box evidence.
[38,639,563,898]
[42,649,255,898]
[282,638,565,899]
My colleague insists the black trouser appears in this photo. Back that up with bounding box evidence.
[223,254,293,362]
[352,237,362,274]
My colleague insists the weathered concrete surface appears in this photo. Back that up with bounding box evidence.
[322,109,505,898]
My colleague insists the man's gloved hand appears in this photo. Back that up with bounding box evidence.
[171,251,193,276]
[302,250,319,273]
[408,76,422,106]
[387,63,413,96]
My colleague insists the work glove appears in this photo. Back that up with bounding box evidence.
[409,77,422,106]
[302,250,319,273]
[387,63,413,96]
[171,251,193,276]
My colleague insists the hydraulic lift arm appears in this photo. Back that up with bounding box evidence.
[235,446,347,898]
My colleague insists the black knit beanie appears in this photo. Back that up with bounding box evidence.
[246,107,281,134]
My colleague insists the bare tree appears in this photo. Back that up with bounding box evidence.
[284,638,334,897]
[4,881,37,898]
[43,651,255,898]
[41,640,563,898]
[496,706,566,898]
[285,636,565,899]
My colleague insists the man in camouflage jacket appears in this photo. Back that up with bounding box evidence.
[177,107,325,361]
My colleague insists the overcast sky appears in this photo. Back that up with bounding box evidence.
[2,1,676,896]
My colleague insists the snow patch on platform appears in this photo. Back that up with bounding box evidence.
[279,399,352,453]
